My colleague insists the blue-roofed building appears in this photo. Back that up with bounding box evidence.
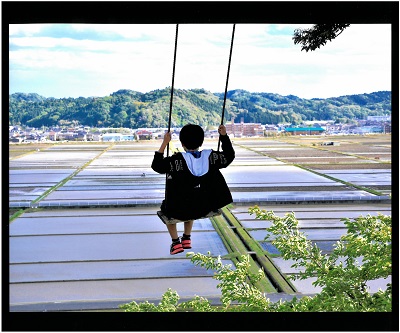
[284,127,325,135]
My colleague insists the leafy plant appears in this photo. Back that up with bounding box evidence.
[119,208,391,312]
[188,252,274,312]
[119,288,180,312]
[248,206,392,312]
[120,252,275,312]
[293,24,350,52]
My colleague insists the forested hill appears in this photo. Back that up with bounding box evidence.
[9,88,391,128]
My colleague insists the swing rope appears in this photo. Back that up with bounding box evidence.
[166,24,236,153]
[218,23,236,151]
[167,23,179,158]
[164,24,179,214]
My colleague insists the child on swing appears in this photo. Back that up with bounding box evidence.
[151,124,235,254]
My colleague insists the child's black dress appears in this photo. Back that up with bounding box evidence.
[151,135,235,222]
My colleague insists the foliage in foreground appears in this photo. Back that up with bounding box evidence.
[293,24,350,52]
[248,207,392,312]
[119,208,391,312]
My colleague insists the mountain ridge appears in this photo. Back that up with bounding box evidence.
[9,88,391,128]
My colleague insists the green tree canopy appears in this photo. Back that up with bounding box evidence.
[293,24,351,52]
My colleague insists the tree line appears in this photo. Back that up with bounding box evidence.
[9,88,391,128]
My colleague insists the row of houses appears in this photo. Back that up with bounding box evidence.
[9,127,101,143]
[225,118,325,137]
[9,118,391,143]
[134,118,391,139]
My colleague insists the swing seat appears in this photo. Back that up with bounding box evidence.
[157,209,222,225]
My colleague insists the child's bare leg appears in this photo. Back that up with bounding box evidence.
[167,222,184,255]
[181,220,193,249]
[184,220,194,236]
[166,223,179,240]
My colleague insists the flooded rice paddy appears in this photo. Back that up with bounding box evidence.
[8,135,392,311]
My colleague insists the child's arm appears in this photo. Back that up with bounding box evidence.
[151,132,172,174]
[158,131,171,153]
[218,124,227,136]
[212,125,235,167]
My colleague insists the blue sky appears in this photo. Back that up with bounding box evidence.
[9,23,391,99]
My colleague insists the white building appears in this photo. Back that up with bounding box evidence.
[102,133,123,142]
[367,115,391,122]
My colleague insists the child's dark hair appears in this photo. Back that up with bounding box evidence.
[179,124,204,150]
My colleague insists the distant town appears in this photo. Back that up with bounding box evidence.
[9,115,391,143]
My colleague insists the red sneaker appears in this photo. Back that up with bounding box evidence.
[170,242,184,255]
[181,238,192,249]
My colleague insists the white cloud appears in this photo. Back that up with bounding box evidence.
[71,23,176,40]
[9,24,48,36]
[8,23,392,99]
